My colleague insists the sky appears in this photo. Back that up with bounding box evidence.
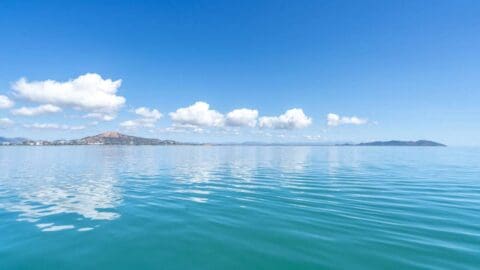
[0,0,479,145]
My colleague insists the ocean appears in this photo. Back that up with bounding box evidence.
[0,146,479,269]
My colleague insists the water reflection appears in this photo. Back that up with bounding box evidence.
[9,173,120,220]
[0,147,123,232]
[0,146,314,230]
[326,146,364,177]
[168,146,311,203]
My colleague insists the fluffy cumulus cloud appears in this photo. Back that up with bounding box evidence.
[0,117,14,128]
[12,73,125,117]
[259,108,312,129]
[0,95,14,109]
[327,113,368,126]
[11,104,62,116]
[120,118,159,129]
[120,107,163,129]
[169,103,311,131]
[24,123,85,130]
[169,101,224,127]
[225,108,258,127]
[134,107,162,120]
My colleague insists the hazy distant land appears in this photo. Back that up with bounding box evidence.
[0,132,446,147]
[337,140,446,147]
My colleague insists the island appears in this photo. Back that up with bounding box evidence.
[1,132,183,146]
[338,140,446,147]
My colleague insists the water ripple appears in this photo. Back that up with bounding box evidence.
[0,146,479,269]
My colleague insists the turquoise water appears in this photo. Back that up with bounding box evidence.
[0,146,479,269]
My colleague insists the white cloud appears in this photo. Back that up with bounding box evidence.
[119,120,140,128]
[225,108,258,127]
[134,107,162,120]
[0,117,14,128]
[12,73,125,115]
[24,123,85,130]
[169,104,311,131]
[120,119,155,129]
[163,124,206,133]
[120,107,162,129]
[259,108,312,129]
[327,113,367,126]
[11,104,62,116]
[169,101,224,127]
[0,95,14,109]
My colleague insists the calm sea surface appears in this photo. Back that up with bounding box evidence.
[0,146,479,269]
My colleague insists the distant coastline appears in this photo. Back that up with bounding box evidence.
[1,132,446,147]
[0,132,186,146]
[336,140,446,147]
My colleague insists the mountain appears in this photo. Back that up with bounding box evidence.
[353,140,446,147]
[74,131,178,145]
[0,132,180,146]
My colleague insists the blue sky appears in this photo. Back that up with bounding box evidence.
[0,0,479,145]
